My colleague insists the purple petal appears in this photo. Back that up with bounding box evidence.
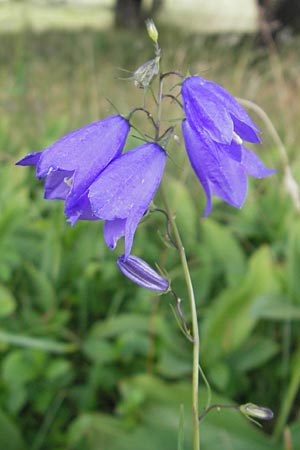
[16,152,42,166]
[66,195,98,225]
[37,115,129,209]
[89,143,166,257]
[219,140,242,162]
[182,120,248,215]
[200,76,260,133]
[241,147,276,178]
[44,169,74,200]
[104,219,126,249]
[232,117,261,144]
[182,76,233,144]
[117,254,169,292]
[210,153,248,209]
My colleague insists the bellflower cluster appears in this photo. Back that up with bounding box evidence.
[17,115,166,259]
[17,31,275,292]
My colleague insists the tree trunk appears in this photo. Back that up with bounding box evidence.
[115,0,163,28]
[115,0,143,28]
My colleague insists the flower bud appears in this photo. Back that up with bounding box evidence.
[117,254,169,292]
[240,403,274,421]
[145,19,158,43]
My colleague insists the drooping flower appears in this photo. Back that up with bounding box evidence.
[117,254,169,292]
[181,75,261,147]
[16,115,130,223]
[180,75,275,215]
[182,119,275,216]
[88,142,166,258]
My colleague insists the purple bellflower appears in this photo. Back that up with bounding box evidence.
[88,142,166,258]
[16,115,130,223]
[181,76,275,215]
[117,254,169,292]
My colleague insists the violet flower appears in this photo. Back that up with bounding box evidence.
[16,115,130,223]
[181,76,275,215]
[182,120,275,216]
[117,254,169,292]
[88,142,166,258]
[181,75,261,146]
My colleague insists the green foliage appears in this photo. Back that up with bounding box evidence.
[0,27,299,449]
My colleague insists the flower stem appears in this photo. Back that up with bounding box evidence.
[160,183,200,450]
[155,75,164,140]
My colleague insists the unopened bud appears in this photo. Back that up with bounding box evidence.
[117,254,169,292]
[145,19,158,43]
[240,403,274,421]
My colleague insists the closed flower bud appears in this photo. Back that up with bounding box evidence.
[240,403,274,421]
[145,19,158,43]
[117,254,169,292]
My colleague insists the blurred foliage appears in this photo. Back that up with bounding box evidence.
[0,26,300,449]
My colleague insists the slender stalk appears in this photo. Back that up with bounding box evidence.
[198,404,239,422]
[160,183,200,450]
[154,69,200,449]
[155,75,164,140]
[273,346,300,441]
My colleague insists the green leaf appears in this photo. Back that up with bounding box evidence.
[177,404,185,450]
[287,422,300,449]
[2,350,39,386]
[83,338,117,364]
[87,314,168,341]
[165,176,197,250]
[207,361,231,391]
[0,408,25,450]
[200,218,246,286]
[68,375,281,450]
[286,218,300,302]
[201,246,279,363]
[0,284,16,317]
[46,358,72,381]
[252,294,300,320]
[23,263,57,311]
[0,331,78,354]
[228,337,279,372]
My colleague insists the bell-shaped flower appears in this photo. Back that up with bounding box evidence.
[181,75,261,152]
[16,115,130,222]
[117,254,169,292]
[88,142,166,258]
[182,119,276,216]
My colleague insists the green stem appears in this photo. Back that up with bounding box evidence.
[155,75,163,140]
[160,184,200,450]
[198,404,239,422]
[273,346,300,441]
[199,364,212,410]
[155,69,199,449]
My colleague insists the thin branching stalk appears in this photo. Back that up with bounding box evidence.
[155,70,200,450]
[160,184,200,450]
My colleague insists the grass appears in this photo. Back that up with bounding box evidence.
[1,24,300,450]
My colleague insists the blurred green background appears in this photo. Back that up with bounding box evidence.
[1,2,300,449]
